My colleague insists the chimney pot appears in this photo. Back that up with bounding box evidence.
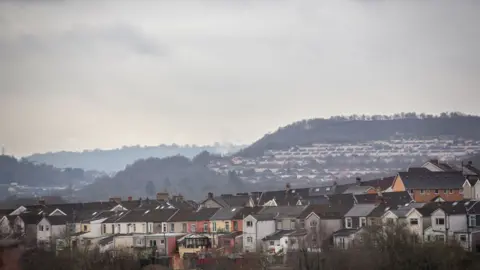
[207,192,214,199]
[128,196,132,201]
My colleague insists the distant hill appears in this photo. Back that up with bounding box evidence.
[0,155,98,199]
[238,112,480,157]
[27,143,244,172]
[76,153,250,201]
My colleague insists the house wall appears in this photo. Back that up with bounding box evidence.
[412,189,463,202]
[202,199,222,209]
[0,217,12,235]
[334,234,355,249]
[276,218,297,230]
[37,219,51,244]
[195,220,211,233]
[405,210,423,237]
[382,211,399,224]
[211,220,226,233]
[463,183,473,199]
[474,182,480,200]
[167,222,189,233]
[430,210,467,234]
[392,176,406,192]
[242,216,275,252]
[344,217,359,229]
[114,235,134,249]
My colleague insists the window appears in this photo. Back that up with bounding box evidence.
[460,235,467,242]
[142,224,145,233]
[470,215,477,227]
[149,223,153,233]
[339,237,345,249]
[276,221,283,230]
[436,235,445,242]
[360,217,367,227]
[112,224,115,233]
[246,221,253,227]
[212,222,217,232]
[170,223,174,232]
[83,225,88,231]
[434,189,439,194]
[182,223,187,232]
[38,225,44,231]
[443,189,448,194]
[203,222,209,232]
[290,219,296,229]
[410,218,419,225]
[345,218,352,229]
[435,218,445,225]
[191,224,197,232]
[233,221,238,231]
[310,220,318,228]
[160,239,165,244]
[117,224,121,233]
[247,237,253,243]
[162,224,167,232]
[149,240,157,247]
[225,222,230,232]
[269,241,274,245]
[133,224,136,232]
[449,189,453,194]
[420,189,425,194]
[45,225,49,231]
[299,220,305,229]
[409,189,414,194]
[102,224,106,234]
[386,218,394,225]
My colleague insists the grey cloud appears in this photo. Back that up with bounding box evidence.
[0,0,480,156]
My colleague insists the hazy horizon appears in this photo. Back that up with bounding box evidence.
[1,0,480,156]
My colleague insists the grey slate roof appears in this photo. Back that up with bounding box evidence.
[258,206,307,219]
[354,191,413,206]
[209,207,243,220]
[398,171,465,189]
[44,215,70,225]
[342,185,374,195]
[344,204,377,217]
[333,228,360,237]
[263,230,294,241]
[360,176,396,191]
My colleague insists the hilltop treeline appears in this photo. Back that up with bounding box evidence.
[238,112,480,157]
[27,143,244,172]
[0,155,91,187]
[76,153,248,201]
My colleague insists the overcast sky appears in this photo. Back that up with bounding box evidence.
[1,0,479,156]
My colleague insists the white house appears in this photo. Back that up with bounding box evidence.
[243,214,276,252]
[424,204,468,247]
[37,216,69,247]
[262,230,293,255]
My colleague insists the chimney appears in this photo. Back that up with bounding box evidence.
[356,177,361,186]
[128,196,133,201]
[285,183,291,194]
[207,192,214,199]
[468,161,473,166]
[156,192,169,201]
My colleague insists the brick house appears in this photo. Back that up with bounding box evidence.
[391,170,465,202]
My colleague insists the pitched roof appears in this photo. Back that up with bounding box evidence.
[397,171,465,189]
[464,164,480,176]
[168,209,195,222]
[299,204,352,220]
[360,176,395,191]
[258,206,307,219]
[263,230,294,241]
[327,194,355,206]
[44,215,70,225]
[210,207,243,220]
[344,204,377,217]
[333,228,360,237]
[354,191,413,206]
[423,201,469,215]
[213,195,251,208]
[342,185,374,195]
[258,188,310,206]
[18,214,43,225]
[232,206,263,220]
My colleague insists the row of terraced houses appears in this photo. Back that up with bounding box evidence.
[1,160,480,265]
